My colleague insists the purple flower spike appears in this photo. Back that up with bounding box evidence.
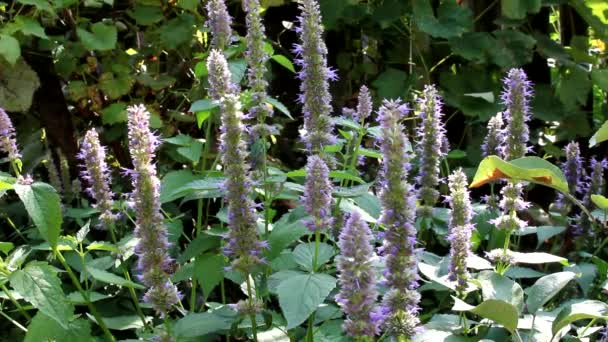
[219,92,266,273]
[206,0,233,50]
[0,107,21,163]
[295,0,336,153]
[355,85,373,123]
[336,211,380,338]
[502,68,533,160]
[574,157,608,236]
[127,104,179,317]
[482,112,505,158]
[207,49,236,101]
[244,0,273,123]
[78,129,116,228]
[490,182,530,231]
[446,169,474,294]
[416,84,447,217]
[302,154,333,232]
[376,99,420,338]
[555,142,584,213]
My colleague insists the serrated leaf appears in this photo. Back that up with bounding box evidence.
[77,22,117,51]
[266,97,292,119]
[268,219,309,259]
[98,72,134,99]
[413,0,472,38]
[0,58,41,112]
[552,300,608,335]
[14,182,62,249]
[293,242,334,272]
[15,16,48,39]
[86,266,146,289]
[10,262,74,329]
[478,271,524,313]
[159,14,195,49]
[194,253,225,300]
[525,271,577,314]
[452,297,518,333]
[470,155,568,193]
[24,313,92,342]
[277,273,336,329]
[271,54,295,73]
[101,102,127,125]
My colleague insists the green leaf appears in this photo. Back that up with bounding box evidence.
[24,313,92,342]
[189,98,219,113]
[160,170,200,203]
[452,297,518,333]
[569,0,608,43]
[128,5,164,26]
[228,58,248,84]
[413,0,472,38]
[510,251,567,265]
[14,182,62,249]
[10,262,74,329]
[552,300,608,335]
[501,0,541,19]
[478,271,524,313]
[194,253,226,300]
[0,58,40,112]
[196,111,212,129]
[372,68,410,100]
[293,242,335,272]
[591,69,608,92]
[504,266,545,279]
[177,140,203,163]
[159,14,195,49]
[266,97,293,119]
[489,30,536,68]
[470,155,569,194]
[17,0,54,13]
[449,32,495,63]
[14,16,48,39]
[67,291,110,304]
[77,22,117,51]
[0,242,14,255]
[178,234,221,263]
[589,120,608,147]
[101,102,127,125]
[268,219,309,259]
[98,72,134,100]
[86,266,146,289]
[163,177,224,203]
[95,315,149,330]
[525,271,577,314]
[591,194,608,210]
[173,310,237,338]
[277,273,337,329]
[558,67,592,109]
[0,34,21,65]
[271,54,295,73]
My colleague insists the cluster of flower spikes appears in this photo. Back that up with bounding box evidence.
[416,84,448,217]
[336,210,381,338]
[78,129,117,228]
[206,0,232,50]
[127,104,181,317]
[481,112,505,158]
[554,142,584,214]
[491,68,533,232]
[445,169,474,295]
[376,99,421,338]
[575,157,608,236]
[294,0,336,153]
[207,49,267,274]
[0,108,21,165]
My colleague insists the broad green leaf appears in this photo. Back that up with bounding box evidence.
[372,68,410,100]
[525,271,577,314]
[86,266,146,289]
[569,0,608,43]
[24,313,92,342]
[0,34,21,67]
[86,241,119,253]
[478,271,524,313]
[470,155,568,193]
[14,16,48,39]
[510,252,567,265]
[101,102,127,125]
[98,72,134,99]
[189,98,218,113]
[173,310,237,338]
[67,291,110,304]
[160,169,201,203]
[194,253,226,300]
[165,178,224,203]
[293,242,335,272]
[592,194,608,210]
[128,5,163,26]
[501,0,541,19]
[177,140,203,163]
[268,218,309,259]
[333,184,372,198]
[0,241,14,256]
[277,273,337,329]
[17,0,54,13]
[77,22,117,51]
[565,263,597,296]
[286,169,364,184]
[159,14,195,49]
[271,54,295,73]
[10,262,74,329]
[452,297,518,333]
[504,266,545,279]
[589,120,608,147]
[552,300,608,335]
[558,67,592,109]
[413,0,472,38]
[92,315,149,330]
[229,58,248,84]
[490,30,536,68]
[14,182,62,249]
[591,69,608,92]
[266,97,293,119]
[178,234,221,263]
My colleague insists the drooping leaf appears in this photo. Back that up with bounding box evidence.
[14,182,62,249]
[173,309,237,338]
[86,266,146,289]
[470,156,568,193]
[525,271,577,314]
[194,253,226,300]
[10,262,74,329]
[552,300,608,335]
[452,297,518,333]
[189,98,219,113]
[591,194,608,210]
[277,273,337,329]
[271,54,295,73]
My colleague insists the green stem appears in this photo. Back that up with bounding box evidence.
[245,275,259,342]
[0,310,27,332]
[313,230,321,272]
[592,236,608,257]
[1,284,31,321]
[55,249,115,342]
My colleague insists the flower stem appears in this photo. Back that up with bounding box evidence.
[0,284,31,321]
[245,275,259,342]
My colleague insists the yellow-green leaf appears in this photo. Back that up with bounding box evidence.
[590,120,608,147]
[591,194,608,210]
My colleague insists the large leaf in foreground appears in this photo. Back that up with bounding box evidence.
[589,119,608,147]
[525,271,577,314]
[452,297,518,333]
[552,300,608,335]
[277,273,336,329]
[470,156,568,193]
[14,182,62,249]
[24,313,92,342]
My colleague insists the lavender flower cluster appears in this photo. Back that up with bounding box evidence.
[0,108,21,164]
[206,0,233,50]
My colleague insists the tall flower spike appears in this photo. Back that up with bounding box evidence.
[376,99,420,338]
[127,104,180,316]
[355,85,373,123]
[482,112,505,158]
[244,0,272,122]
[0,108,21,163]
[302,154,333,232]
[206,0,233,50]
[555,142,584,213]
[502,68,533,160]
[490,182,530,231]
[336,211,380,338]
[295,0,336,153]
[207,49,236,101]
[416,84,447,217]
[78,129,116,228]
[583,158,608,209]
[446,169,474,294]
